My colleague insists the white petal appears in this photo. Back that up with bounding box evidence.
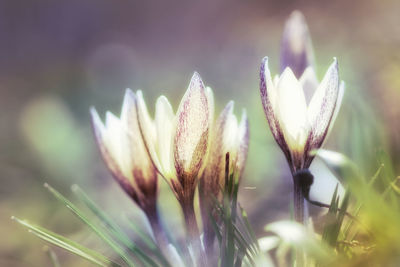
[122,89,157,188]
[260,57,281,142]
[236,109,249,177]
[155,95,176,178]
[120,88,136,123]
[307,59,339,149]
[198,86,215,178]
[90,107,106,143]
[174,72,209,177]
[224,110,239,165]
[104,111,126,169]
[276,67,309,152]
[330,81,345,130]
[136,90,161,172]
[205,87,215,125]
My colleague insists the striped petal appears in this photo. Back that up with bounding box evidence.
[201,101,235,198]
[260,58,282,145]
[174,72,210,178]
[236,109,249,178]
[307,59,339,151]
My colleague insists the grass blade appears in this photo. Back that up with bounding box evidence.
[44,183,140,267]
[12,216,120,267]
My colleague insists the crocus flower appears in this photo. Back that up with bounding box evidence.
[199,101,249,249]
[280,10,315,78]
[136,72,212,241]
[260,57,344,173]
[90,90,158,210]
[90,90,167,245]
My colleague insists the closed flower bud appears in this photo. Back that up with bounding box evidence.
[136,72,212,203]
[90,89,158,211]
[280,10,315,78]
[199,101,249,248]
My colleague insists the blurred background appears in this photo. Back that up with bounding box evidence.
[1,0,399,265]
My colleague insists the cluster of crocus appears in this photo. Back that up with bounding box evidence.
[90,9,344,265]
[91,72,249,263]
[259,11,345,223]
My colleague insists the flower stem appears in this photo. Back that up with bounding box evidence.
[293,173,308,267]
[181,197,206,266]
[143,203,168,249]
[293,178,306,224]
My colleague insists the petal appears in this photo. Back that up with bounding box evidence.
[307,59,339,151]
[236,109,249,178]
[260,58,281,143]
[136,90,162,172]
[90,108,137,199]
[280,10,315,78]
[104,111,127,172]
[90,107,106,145]
[122,89,158,197]
[155,95,176,179]
[330,81,345,130]
[201,101,235,199]
[174,72,209,178]
[205,87,215,124]
[276,67,309,153]
[299,67,319,104]
[198,86,215,178]
[260,58,293,167]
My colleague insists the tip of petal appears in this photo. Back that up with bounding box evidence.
[124,88,135,98]
[280,66,297,82]
[89,106,98,117]
[240,108,248,121]
[136,90,143,98]
[226,100,235,111]
[90,106,103,126]
[288,10,306,25]
[191,71,203,84]
[156,95,173,114]
[105,111,120,128]
[121,89,136,118]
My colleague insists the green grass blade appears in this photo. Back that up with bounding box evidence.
[12,217,120,267]
[71,185,161,266]
[44,247,61,267]
[123,215,172,267]
[44,183,139,267]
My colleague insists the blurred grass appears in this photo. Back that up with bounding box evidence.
[1,0,399,265]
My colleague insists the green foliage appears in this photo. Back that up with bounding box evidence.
[13,149,400,267]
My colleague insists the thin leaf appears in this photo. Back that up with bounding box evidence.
[44,183,139,267]
[12,216,120,267]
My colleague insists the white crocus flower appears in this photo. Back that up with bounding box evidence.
[136,72,212,202]
[199,101,249,247]
[260,57,344,173]
[90,89,158,210]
